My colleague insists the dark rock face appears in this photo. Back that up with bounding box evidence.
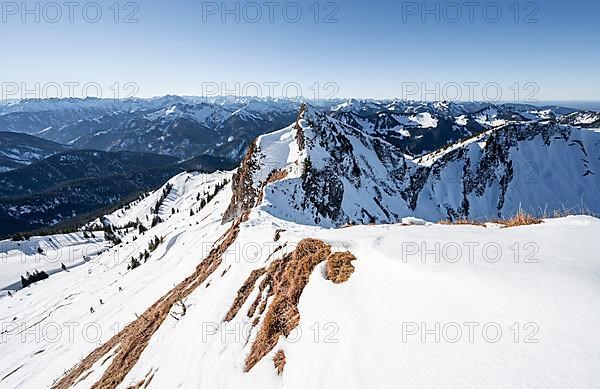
[402,166,431,211]
[222,141,260,223]
[302,166,345,225]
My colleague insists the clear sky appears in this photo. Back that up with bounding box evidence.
[1,0,598,102]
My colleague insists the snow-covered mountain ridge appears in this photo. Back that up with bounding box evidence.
[225,104,600,227]
[0,131,70,172]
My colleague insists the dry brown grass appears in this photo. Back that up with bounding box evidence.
[550,208,598,219]
[273,350,286,375]
[266,169,288,185]
[53,219,244,389]
[244,239,331,372]
[493,211,543,228]
[326,252,357,284]
[255,169,290,205]
[224,268,266,322]
[247,273,272,319]
[222,239,358,373]
[439,211,544,228]
[439,219,486,227]
[126,369,155,389]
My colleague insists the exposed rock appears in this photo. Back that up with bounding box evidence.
[222,141,260,223]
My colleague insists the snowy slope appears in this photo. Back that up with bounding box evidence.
[0,171,233,388]
[0,132,69,172]
[1,168,597,387]
[116,213,600,389]
[100,171,233,229]
[0,232,108,291]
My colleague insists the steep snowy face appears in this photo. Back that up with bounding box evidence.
[414,122,600,220]
[222,105,416,227]
[222,107,308,224]
[225,106,600,227]
[290,107,414,226]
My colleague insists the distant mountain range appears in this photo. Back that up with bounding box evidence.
[0,96,300,161]
[0,97,598,236]
[0,97,584,165]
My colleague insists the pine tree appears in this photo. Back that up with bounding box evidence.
[127,257,141,270]
[138,223,148,234]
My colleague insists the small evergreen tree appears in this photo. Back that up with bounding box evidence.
[151,216,163,227]
[127,257,141,270]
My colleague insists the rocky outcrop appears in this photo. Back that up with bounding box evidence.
[222,141,260,223]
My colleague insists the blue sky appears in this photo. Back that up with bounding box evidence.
[1,0,598,101]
